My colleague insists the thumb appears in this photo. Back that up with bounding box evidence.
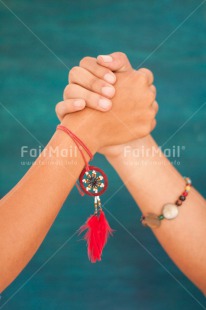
[97,52,133,73]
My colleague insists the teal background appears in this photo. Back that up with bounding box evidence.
[0,0,206,309]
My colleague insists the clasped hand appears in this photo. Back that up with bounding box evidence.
[56,52,158,154]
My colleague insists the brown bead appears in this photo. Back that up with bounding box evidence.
[179,195,186,201]
[141,213,161,229]
[176,199,182,206]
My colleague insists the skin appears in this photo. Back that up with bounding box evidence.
[0,53,156,292]
[57,52,206,294]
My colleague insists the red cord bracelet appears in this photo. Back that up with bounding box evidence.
[57,125,113,263]
[57,125,93,171]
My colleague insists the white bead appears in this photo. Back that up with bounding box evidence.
[162,204,179,220]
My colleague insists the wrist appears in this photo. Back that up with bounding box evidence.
[105,135,154,162]
[60,109,101,154]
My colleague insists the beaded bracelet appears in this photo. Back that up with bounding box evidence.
[140,177,192,229]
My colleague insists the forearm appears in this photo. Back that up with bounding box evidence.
[0,110,98,292]
[107,135,206,293]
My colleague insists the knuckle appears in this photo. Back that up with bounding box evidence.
[151,108,157,119]
[149,111,157,129]
[150,85,156,96]
[55,103,59,114]
[89,92,100,108]
[137,72,147,84]
[143,67,154,79]
[63,84,73,99]
[63,85,69,97]
[151,119,157,131]
[138,68,154,84]
[55,102,62,115]
[79,56,92,67]
[140,111,156,136]
[86,91,95,105]
[153,100,159,113]
[115,51,129,65]
[147,91,156,103]
[88,76,99,90]
[63,85,68,99]
[143,67,153,76]
[152,119,157,129]
[68,66,79,81]
[79,57,88,66]
[97,67,110,79]
[117,51,127,59]
[141,123,152,137]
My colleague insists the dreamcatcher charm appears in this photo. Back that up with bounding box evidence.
[78,166,113,263]
[57,125,113,263]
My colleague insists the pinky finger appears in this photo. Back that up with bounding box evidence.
[55,99,86,121]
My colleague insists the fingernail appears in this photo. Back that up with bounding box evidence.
[99,55,113,62]
[104,73,116,84]
[98,98,111,109]
[73,100,85,108]
[102,86,115,97]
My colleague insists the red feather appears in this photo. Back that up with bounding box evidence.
[98,210,113,250]
[79,211,113,263]
[79,215,101,263]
